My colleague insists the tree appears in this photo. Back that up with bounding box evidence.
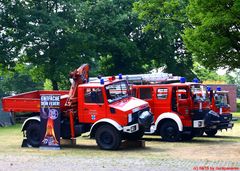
[1,0,198,93]
[77,0,195,77]
[0,64,43,97]
[0,0,96,90]
[183,0,240,70]
[225,70,240,97]
[192,62,226,82]
[76,0,147,75]
[133,0,196,79]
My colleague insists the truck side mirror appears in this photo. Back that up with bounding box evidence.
[192,94,196,101]
[210,90,213,102]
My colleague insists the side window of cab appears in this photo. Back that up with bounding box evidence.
[132,88,137,98]
[177,88,188,99]
[84,88,104,103]
[139,88,152,100]
[156,88,168,99]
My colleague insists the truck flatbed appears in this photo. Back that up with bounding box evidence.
[2,90,69,113]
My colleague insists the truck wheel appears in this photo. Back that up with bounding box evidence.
[0,121,5,127]
[160,121,180,142]
[95,125,121,150]
[124,127,145,141]
[181,134,194,141]
[26,122,41,147]
[194,130,204,137]
[205,129,218,137]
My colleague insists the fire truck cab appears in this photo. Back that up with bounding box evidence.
[206,87,234,136]
[132,81,220,141]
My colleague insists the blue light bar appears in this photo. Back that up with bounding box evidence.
[180,77,186,83]
[193,78,199,83]
[100,78,104,85]
[207,86,211,91]
[216,86,221,91]
[118,73,122,80]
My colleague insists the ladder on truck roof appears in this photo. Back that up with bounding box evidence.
[90,73,181,84]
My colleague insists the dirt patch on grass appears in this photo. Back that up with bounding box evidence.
[168,141,240,161]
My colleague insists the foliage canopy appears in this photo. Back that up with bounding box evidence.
[183,0,240,70]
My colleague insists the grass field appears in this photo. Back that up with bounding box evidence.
[0,99,239,170]
[233,112,240,120]
[237,98,240,105]
[233,98,240,120]
[0,122,239,170]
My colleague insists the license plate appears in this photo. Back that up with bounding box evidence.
[130,125,137,132]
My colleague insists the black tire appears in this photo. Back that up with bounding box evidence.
[0,121,5,127]
[160,121,180,142]
[205,129,218,137]
[26,122,41,147]
[95,125,121,150]
[181,134,194,141]
[124,127,145,141]
[194,129,204,137]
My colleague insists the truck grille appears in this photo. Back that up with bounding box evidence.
[127,107,150,126]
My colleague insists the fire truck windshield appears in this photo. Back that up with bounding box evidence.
[105,81,129,103]
[215,93,229,107]
[191,84,209,102]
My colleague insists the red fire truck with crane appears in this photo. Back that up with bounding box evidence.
[93,74,221,141]
[2,64,153,150]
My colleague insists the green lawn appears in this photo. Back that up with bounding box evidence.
[233,112,240,118]
[0,121,239,165]
[0,98,239,158]
[233,98,240,119]
[237,98,240,111]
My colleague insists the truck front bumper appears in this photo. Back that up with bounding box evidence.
[192,119,220,128]
[123,123,139,133]
[193,120,205,128]
[217,121,234,130]
[216,113,234,130]
[127,110,154,133]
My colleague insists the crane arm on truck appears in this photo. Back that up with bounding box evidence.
[65,64,90,107]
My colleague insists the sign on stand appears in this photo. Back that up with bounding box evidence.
[40,94,61,150]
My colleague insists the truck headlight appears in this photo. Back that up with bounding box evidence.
[138,111,154,127]
[128,114,133,123]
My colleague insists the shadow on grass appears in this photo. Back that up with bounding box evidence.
[186,139,235,144]
[202,135,240,139]
[61,142,157,152]
[61,144,99,151]
[142,135,240,144]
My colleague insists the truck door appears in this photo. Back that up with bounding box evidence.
[153,87,171,116]
[176,86,191,115]
[80,87,106,123]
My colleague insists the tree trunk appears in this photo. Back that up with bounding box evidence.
[51,79,59,90]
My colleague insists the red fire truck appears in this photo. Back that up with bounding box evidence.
[96,74,221,141]
[96,73,220,141]
[127,75,220,141]
[205,86,234,136]
[2,64,153,150]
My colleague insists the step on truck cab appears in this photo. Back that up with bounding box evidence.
[131,79,220,141]
[2,64,153,150]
